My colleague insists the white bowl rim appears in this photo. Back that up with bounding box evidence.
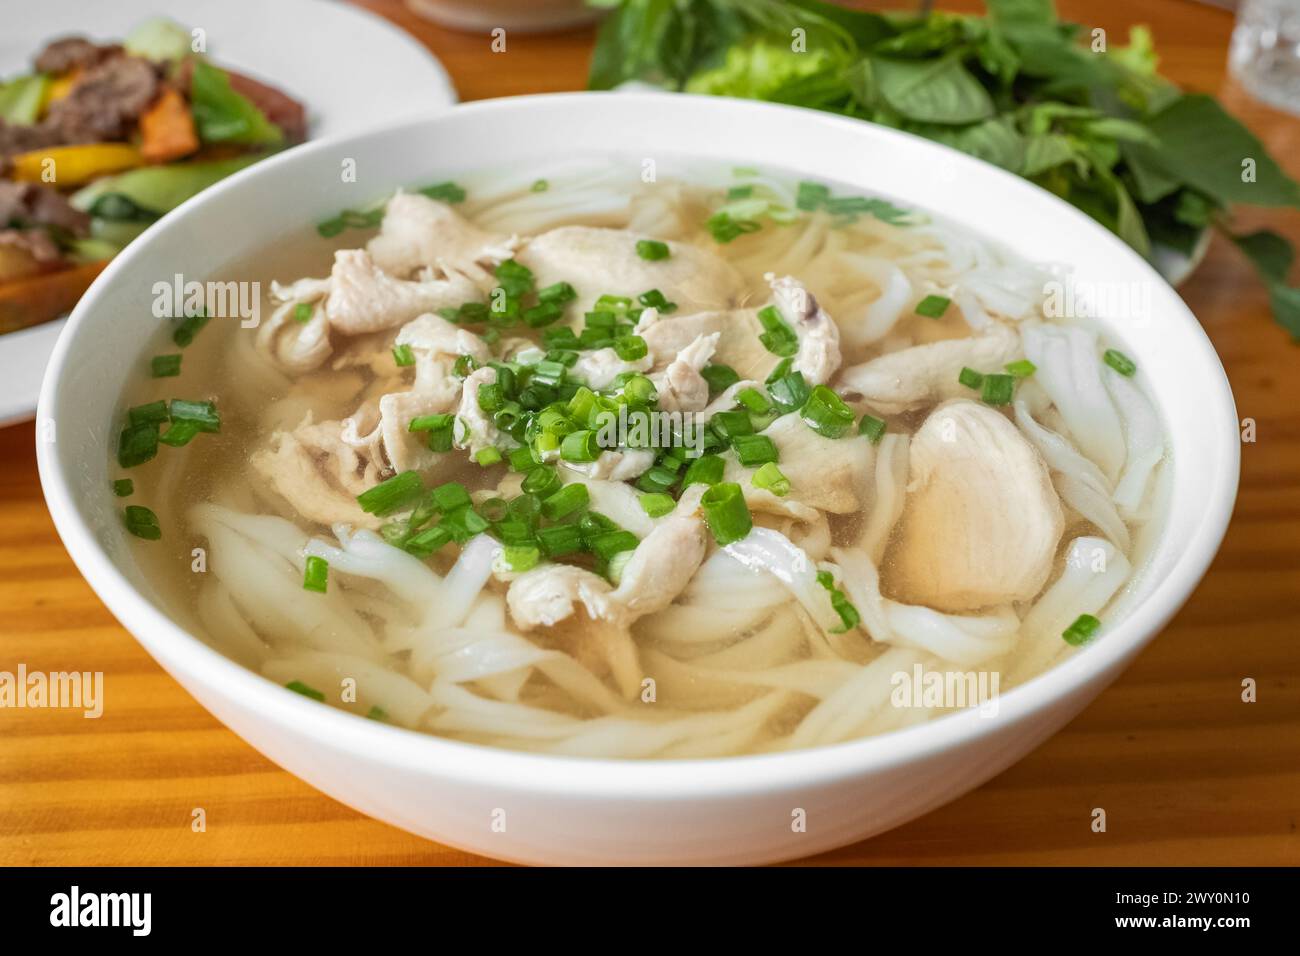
[36,91,1240,799]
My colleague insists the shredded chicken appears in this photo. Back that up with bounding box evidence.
[367,192,519,279]
[767,273,842,385]
[324,249,482,335]
[652,332,718,413]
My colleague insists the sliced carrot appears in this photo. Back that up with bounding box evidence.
[0,260,108,334]
[139,87,199,164]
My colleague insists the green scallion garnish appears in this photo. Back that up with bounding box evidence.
[636,239,670,261]
[682,453,725,488]
[112,478,134,497]
[701,364,740,396]
[980,373,1015,406]
[768,371,810,413]
[530,179,549,193]
[751,461,790,496]
[701,482,752,546]
[159,419,203,447]
[475,446,503,467]
[286,680,325,702]
[732,434,778,467]
[393,344,416,367]
[303,555,329,593]
[169,399,220,432]
[1005,359,1037,378]
[419,181,466,204]
[1103,348,1137,377]
[1063,613,1102,646]
[150,354,182,378]
[293,302,313,323]
[816,570,860,633]
[757,305,798,357]
[357,471,424,516]
[800,385,855,439]
[639,493,676,518]
[542,482,589,520]
[537,524,584,557]
[501,544,542,573]
[914,294,950,318]
[637,288,677,313]
[560,430,600,463]
[117,423,159,468]
[957,366,985,390]
[172,311,210,347]
[859,414,886,443]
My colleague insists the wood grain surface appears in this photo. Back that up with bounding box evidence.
[1,0,1297,866]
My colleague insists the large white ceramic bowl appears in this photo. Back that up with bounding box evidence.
[36,93,1239,866]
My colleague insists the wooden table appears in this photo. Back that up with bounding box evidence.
[2,0,1297,866]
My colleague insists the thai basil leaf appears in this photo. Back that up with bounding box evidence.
[871,54,994,124]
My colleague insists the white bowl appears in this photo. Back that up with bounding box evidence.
[36,93,1239,866]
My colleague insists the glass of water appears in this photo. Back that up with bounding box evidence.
[1230,0,1300,115]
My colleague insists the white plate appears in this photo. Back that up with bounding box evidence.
[0,0,456,427]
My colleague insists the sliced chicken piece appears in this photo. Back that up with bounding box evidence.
[516,226,746,317]
[251,418,382,529]
[256,298,332,374]
[652,332,718,413]
[507,565,618,629]
[340,314,489,475]
[455,366,513,457]
[562,448,656,482]
[610,489,709,617]
[324,249,482,335]
[571,346,652,390]
[722,413,874,515]
[767,274,842,385]
[883,400,1064,612]
[367,192,519,279]
[835,322,1020,415]
[641,308,780,383]
[505,564,641,698]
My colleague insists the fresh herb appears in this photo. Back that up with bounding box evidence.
[914,294,950,318]
[636,238,671,260]
[303,555,329,593]
[589,0,1300,336]
[112,479,134,498]
[1103,348,1137,377]
[123,505,161,540]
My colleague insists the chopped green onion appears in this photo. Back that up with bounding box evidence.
[293,302,314,323]
[858,414,887,444]
[537,281,577,304]
[701,364,740,395]
[537,524,584,557]
[303,555,329,593]
[530,179,549,193]
[366,705,389,721]
[159,419,203,447]
[1005,359,1037,378]
[494,259,535,298]
[117,423,159,468]
[542,482,589,520]
[914,294,950,318]
[635,238,670,261]
[475,446,503,467]
[150,354,182,378]
[980,373,1015,406]
[1103,349,1137,377]
[639,492,676,518]
[418,181,466,204]
[614,335,648,361]
[508,445,540,472]
[796,181,831,211]
[404,525,452,558]
[560,430,600,463]
[392,344,416,367]
[522,466,562,498]
[623,374,657,405]
[430,481,472,513]
[757,304,798,357]
[800,385,855,439]
[732,434,778,467]
[523,300,564,328]
[409,413,454,432]
[706,211,760,243]
[751,462,790,496]
[701,482,752,546]
[768,371,810,413]
[128,400,169,426]
[112,478,134,497]
[682,453,725,488]
[123,504,160,540]
[736,387,770,414]
[1063,613,1102,646]
[589,530,639,563]
[816,570,860,633]
[501,545,541,573]
[168,399,221,432]
[637,288,677,313]
[357,471,424,516]
[286,680,325,702]
[635,466,678,494]
[765,357,794,385]
[957,366,985,390]
[172,311,210,347]
[710,409,754,443]
[532,359,567,387]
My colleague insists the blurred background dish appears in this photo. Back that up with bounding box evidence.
[0,0,456,427]
[405,0,602,33]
